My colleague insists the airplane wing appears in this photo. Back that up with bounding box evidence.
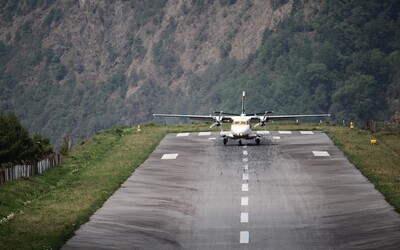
[264,114,331,120]
[248,113,330,127]
[153,114,216,122]
[153,113,233,127]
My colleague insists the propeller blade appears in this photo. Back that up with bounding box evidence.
[254,122,266,128]
[210,121,221,128]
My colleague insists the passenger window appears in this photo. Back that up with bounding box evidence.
[241,121,246,125]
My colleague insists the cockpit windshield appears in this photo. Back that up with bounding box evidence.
[233,120,248,125]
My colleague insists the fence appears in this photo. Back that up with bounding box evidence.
[0,154,62,185]
[365,120,399,132]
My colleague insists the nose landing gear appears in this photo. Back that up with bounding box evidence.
[223,137,227,145]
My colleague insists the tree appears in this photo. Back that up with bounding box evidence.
[331,74,380,121]
[0,112,34,163]
[0,113,53,164]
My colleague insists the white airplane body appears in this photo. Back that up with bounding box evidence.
[154,91,330,145]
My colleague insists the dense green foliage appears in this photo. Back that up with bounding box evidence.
[0,0,399,147]
[166,0,400,123]
[0,113,52,164]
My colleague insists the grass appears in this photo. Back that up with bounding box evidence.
[323,126,400,212]
[0,123,399,249]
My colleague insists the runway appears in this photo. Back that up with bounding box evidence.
[62,131,400,249]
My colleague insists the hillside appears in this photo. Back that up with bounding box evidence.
[0,0,399,146]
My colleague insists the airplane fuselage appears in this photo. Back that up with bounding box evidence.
[222,117,259,145]
[230,118,252,138]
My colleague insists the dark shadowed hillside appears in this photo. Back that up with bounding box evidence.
[0,0,399,146]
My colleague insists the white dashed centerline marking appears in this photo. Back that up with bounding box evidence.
[300,131,314,135]
[161,154,179,160]
[240,212,249,223]
[241,197,249,206]
[176,133,189,137]
[241,144,250,244]
[257,131,269,135]
[313,151,330,157]
[240,231,249,244]
[279,131,292,135]
[198,132,211,136]
[272,136,281,140]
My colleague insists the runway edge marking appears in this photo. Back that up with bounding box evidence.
[312,151,330,157]
[176,133,190,137]
[161,153,179,159]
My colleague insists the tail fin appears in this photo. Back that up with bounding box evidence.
[241,91,246,115]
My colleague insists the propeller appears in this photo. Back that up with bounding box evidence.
[254,111,273,127]
[210,111,223,128]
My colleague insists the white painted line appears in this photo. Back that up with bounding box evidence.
[243,145,248,148]
[243,164,249,170]
[272,136,281,140]
[208,137,217,140]
[240,231,249,244]
[243,158,248,162]
[176,133,189,137]
[279,131,292,134]
[241,196,249,206]
[300,131,314,135]
[161,154,179,160]
[243,150,248,156]
[313,151,330,157]
[240,212,249,223]
[199,132,211,136]
[242,183,249,192]
[257,131,269,134]
[242,173,249,180]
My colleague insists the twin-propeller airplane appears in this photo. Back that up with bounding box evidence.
[154,91,330,145]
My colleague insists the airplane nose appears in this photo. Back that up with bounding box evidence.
[233,126,250,136]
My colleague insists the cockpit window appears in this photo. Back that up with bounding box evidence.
[233,120,248,125]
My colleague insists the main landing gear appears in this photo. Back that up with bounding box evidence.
[255,137,261,145]
[223,137,227,145]
[239,140,242,146]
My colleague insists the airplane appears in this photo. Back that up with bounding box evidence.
[153,91,330,145]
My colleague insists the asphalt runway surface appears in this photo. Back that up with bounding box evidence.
[62,131,400,249]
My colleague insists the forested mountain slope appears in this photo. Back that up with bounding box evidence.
[0,0,399,146]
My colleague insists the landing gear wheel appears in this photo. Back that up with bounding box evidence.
[239,140,242,146]
[256,138,260,145]
[223,138,227,145]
